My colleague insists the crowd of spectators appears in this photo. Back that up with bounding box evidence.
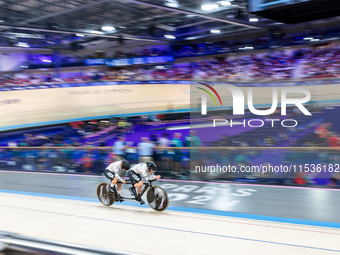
[298,47,340,79]
[3,44,340,87]
[108,44,340,81]
[192,53,297,81]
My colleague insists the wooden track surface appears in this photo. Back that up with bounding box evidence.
[0,192,340,255]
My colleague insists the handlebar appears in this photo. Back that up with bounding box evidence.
[149,179,162,183]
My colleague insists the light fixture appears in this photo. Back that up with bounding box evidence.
[239,47,254,50]
[47,41,55,44]
[303,37,313,40]
[165,0,179,8]
[90,30,103,34]
[185,36,197,40]
[219,1,231,6]
[20,65,28,68]
[17,42,29,47]
[311,39,320,42]
[101,26,115,32]
[201,4,219,11]
[76,34,84,37]
[211,29,221,34]
[249,18,258,22]
[0,20,4,22]
[42,59,52,63]
[165,35,176,39]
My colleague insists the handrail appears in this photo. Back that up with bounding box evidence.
[0,146,339,150]
[0,231,140,255]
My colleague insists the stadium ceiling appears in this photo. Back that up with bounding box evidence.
[0,0,271,48]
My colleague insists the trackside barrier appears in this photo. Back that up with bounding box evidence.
[0,231,140,255]
[0,146,339,185]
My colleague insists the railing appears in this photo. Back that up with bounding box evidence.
[3,78,340,92]
[0,146,339,186]
[0,231,140,255]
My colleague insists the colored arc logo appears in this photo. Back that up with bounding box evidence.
[197,82,223,106]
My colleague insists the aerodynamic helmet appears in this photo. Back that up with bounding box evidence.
[146,161,157,171]
[121,159,130,170]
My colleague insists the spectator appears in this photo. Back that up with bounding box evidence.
[138,137,155,163]
[150,133,160,167]
[113,136,126,161]
[315,123,328,146]
[158,133,171,171]
[185,130,202,169]
[171,133,183,175]
[35,149,48,171]
[80,153,94,173]
[327,132,340,147]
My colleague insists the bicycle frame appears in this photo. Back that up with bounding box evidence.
[113,180,154,201]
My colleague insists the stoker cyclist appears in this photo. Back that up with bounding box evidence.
[104,159,130,201]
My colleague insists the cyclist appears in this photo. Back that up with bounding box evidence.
[128,161,161,204]
[104,159,130,201]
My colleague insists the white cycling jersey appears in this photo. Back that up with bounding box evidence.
[130,163,155,181]
[106,160,124,182]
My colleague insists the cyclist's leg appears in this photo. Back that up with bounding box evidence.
[104,169,118,190]
[134,181,143,195]
[127,170,143,200]
[117,183,122,194]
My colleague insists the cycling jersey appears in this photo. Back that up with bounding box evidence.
[106,160,124,182]
[130,163,155,181]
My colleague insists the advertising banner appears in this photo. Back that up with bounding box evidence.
[84,55,174,67]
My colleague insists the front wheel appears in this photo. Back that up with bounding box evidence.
[146,186,169,212]
[96,183,114,206]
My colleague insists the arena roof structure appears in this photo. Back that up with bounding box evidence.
[0,0,270,48]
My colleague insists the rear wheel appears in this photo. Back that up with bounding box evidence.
[96,183,114,206]
[146,186,169,212]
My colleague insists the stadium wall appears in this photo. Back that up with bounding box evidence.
[0,83,190,130]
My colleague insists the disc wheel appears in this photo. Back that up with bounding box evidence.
[96,183,114,206]
[146,186,169,212]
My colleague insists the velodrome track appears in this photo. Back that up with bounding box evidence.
[1,170,340,254]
